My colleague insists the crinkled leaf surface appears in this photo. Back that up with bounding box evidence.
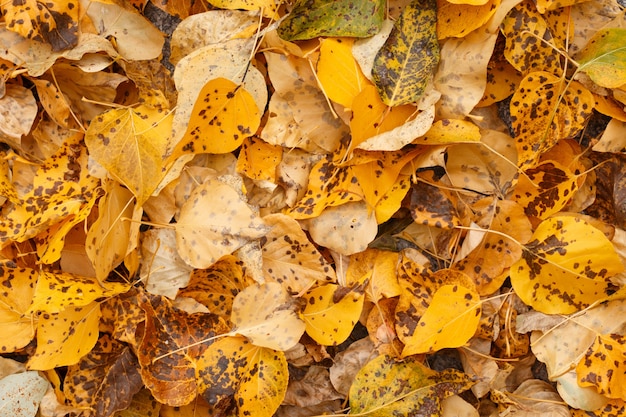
[372,0,439,106]
[348,355,475,415]
[511,215,624,314]
[278,0,384,40]
[63,334,143,417]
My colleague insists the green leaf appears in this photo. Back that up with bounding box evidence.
[348,355,474,415]
[577,28,626,88]
[278,0,385,41]
[372,0,439,106]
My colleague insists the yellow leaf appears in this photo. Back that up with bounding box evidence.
[0,266,37,352]
[510,72,594,169]
[236,136,283,183]
[510,215,625,314]
[28,301,101,370]
[172,78,260,157]
[416,119,482,144]
[175,177,269,269]
[197,336,288,417]
[229,282,305,351]
[0,0,78,51]
[402,283,481,356]
[437,0,500,39]
[349,355,475,415]
[85,104,174,205]
[27,270,129,315]
[207,0,280,18]
[261,214,336,295]
[513,160,580,220]
[577,28,626,89]
[317,37,368,109]
[86,180,137,282]
[349,84,416,151]
[302,283,366,346]
[347,248,402,301]
[577,334,626,399]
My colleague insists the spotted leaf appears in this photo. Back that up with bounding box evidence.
[349,355,475,415]
[236,136,283,183]
[197,336,288,417]
[0,0,78,51]
[137,292,228,406]
[510,71,594,169]
[437,0,500,39]
[63,334,143,417]
[207,0,280,17]
[302,282,366,346]
[577,28,626,89]
[228,282,305,351]
[85,105,174,205]
[171,78,260,157]
[372,0,439,106]
[510,215,624,314]
[0,265,38,352]
[178,255,254,321]
[175,177,269,269]
[28,301,101,370]
[577,333,626,399]
[278,0,384,40]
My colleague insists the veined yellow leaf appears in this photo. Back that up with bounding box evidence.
[577,28,626,89]
[0,266,37,352]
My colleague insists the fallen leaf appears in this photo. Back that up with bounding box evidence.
[0,265,37,352]
[372,0,439,106]
[577,28,626,88]
[0,371,49,417]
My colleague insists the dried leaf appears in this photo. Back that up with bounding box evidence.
[0,265,37,352]
[197,336,288,417]
[0,371,49,416]
[577,333,626,399]
[372,0,439,106]
[175,177,269,268]
[0,84,37,148]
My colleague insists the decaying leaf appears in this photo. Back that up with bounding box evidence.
[372,0,439,106]
[348,354,475,415]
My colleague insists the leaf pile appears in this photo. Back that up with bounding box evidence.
[0,0,626,416]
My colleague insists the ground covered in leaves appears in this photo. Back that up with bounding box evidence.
[0,0,626,416]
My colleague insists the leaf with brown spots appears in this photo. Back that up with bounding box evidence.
[0,0,78,51]
[28,301,102,370]
[236,136,283,183]
[197,336,288,417]
[372,0,439,106]
[64,334,143,417]
[302,282,366,346]
[136,291,228,406]
[85,105,174,205]
[178,255,254,321]
[170,78,261,158]
[510,215,624,314]
[348,354,475,415]
[509,71,594,169]
[27,269,129,314]
[0,265,38,353]
[175,177,270,269]
[576,333,626,400]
